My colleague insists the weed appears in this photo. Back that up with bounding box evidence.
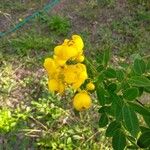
[0,0,150,149]
[9,34,55,56]
[97,0,116,7]
[127,0,150,8]
[48,15,71,35]
[0,108,17,133]
[0,1,27,11]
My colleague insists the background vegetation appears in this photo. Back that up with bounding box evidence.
[0,0,150,149]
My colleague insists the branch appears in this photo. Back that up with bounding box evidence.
[136,99,145,107]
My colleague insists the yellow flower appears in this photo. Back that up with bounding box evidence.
[48,79,59,92]
[63,63,88,89]
[53,55,66,66]
[72,35,84,52]
[86,82,95,91]
[58,82,65,94]
[63,64,77,84]
[64,71,77,84]
[76,55,85,62]
[54,43,78,62]
[62,39,70,45]
[53,35,84,63]
[43,58,58,77]
[73,91,92,111]
[72,71,88,89]
[54,45,62,56]
[72,80,84,90]
[44,35,87,95]
[48,79,65,94]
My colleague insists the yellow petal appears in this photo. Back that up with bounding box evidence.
[48,79,59,92]
[79,71,88,80]
[72,80,83,90]
[58,82,65,94]
[43,58,57,76]
[76,55,85,62]
[54,45,62,56]
[63,39,69,45]
[54,45,78,61]
[64,46,78,59]
[54,56,66,66]
[64,72,77,84]
[72,35,84,51]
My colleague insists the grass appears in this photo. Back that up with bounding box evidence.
[0,0,150,149]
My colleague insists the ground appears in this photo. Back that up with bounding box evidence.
[0,0,150,149]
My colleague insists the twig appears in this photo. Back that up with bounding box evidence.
[142,54,150,59]
[29,116,48,130]
[136,99,145,107]
[25,134,40,138]
[81,130,100,145]
[20,129,42,132]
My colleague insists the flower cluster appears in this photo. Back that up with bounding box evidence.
[44,35,95,111]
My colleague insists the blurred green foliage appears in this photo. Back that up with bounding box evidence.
[0,0,150,149]
[48,15,71,35]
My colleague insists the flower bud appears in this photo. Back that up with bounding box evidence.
[73,91,91,111]
[86,82,95,91]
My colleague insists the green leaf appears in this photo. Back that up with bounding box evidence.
[107,83,117,92]
[104,68,116,78]
[144,86,150,93]
[99,113,108,128]
[127,135,136,143]
[97,73,105,83]
[85,58,95,78]
[122,104,140,137]
[97,65,104,72]
[138,87,144,97]
[95,51,103,64]
[133,59,146,75]
[137,131,150,148]
[143,115,150,128]
[105,96,113,104]
[102,48,110,67]
[112,130,126,150]
[119,62,129,69]
[111,93,123,121]
[106,121,121,137]
[140,126,150,132]
[121,81,130,92]
[128,76,150,87]
[98,106,114,116]
[123,87,139,101]
[116,69,125,81]
[98,106,110,113]
[96,85,106,106]
[126,145,139,149]
[128,102,150,116]
[126,135,139,150]
[73,135,83,140]
[130,54,142,61]
[146,59,150,71]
